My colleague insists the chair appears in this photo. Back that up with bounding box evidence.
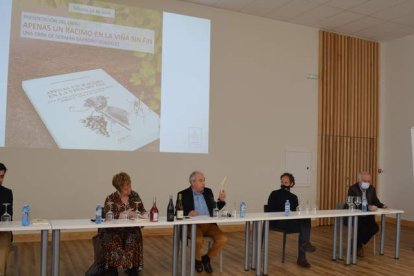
[10,243,19,276]
[337,202,376,256]
[264,204,299,263]
[2,244,19,276]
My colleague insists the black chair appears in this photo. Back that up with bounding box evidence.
[264,204,300,263]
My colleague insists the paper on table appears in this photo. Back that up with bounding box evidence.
[219,176,227,192]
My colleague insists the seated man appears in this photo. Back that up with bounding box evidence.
[267,172,315,268]
[347,171,387,257]
[177,171,228,274]
[0,162,13,275]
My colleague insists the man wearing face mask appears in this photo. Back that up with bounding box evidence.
[267,172,316,268]
[347,171,388,257]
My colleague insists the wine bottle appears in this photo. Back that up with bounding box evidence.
[167,195,175,222]
[150,197,159,222]
[176,193,184,220]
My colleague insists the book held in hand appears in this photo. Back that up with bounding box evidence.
[22,69,160,151]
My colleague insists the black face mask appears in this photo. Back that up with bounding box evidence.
[280,185,290,191]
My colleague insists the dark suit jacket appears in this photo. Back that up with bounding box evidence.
[347,182,384,209]
[0,185,13,220]
[177,186,225,217]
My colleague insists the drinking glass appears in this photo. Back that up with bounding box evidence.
[1,203,11,223]
[134,201,142,220]
[213,201,219,218]
[296,205,302,215]
[312,204,318,214]
[119,202,129,220]
[105,201,114,222]
[347,196,355,211]
[305,200,310,214]
[354,196,362,210]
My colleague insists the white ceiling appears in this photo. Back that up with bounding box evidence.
[180,0,414,41]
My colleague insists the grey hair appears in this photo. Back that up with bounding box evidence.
[189,171,203,184]
[357,171,371,181]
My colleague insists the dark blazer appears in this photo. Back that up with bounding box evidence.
[347,183,384,209]
[177,186,225,217]
[0,185,13,220]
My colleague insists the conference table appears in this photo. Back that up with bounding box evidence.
[49,218,197,276]
[184,208,404,276]
[0,220,50,276]
[49,208,404,276]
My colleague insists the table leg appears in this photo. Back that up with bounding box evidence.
[190,224,196,276]
[251,221,257,270]
[352,216,358,265]
[263,220,269,276]
[51,229,60,276]
[380,214,385,255]
[40,229,48,276]
[395,213,401,259]
[173,225,179,276]
[346,216,352,265]
[256,221,262,276]
[244,221,250,271]
[181,224,187,276]
[332,217,338,261]
[339,217,343,260]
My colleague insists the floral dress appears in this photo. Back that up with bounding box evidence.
[99,190,146,270]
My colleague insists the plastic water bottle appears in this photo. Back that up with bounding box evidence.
[284,200,290,216]
[21,204,30,226]
[240,201,247,218]
[361,198,368,212]
[95,204,102,224]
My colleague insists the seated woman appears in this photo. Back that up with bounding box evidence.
[99,172,146,276]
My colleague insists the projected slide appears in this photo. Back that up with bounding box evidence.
[0,0,210,153]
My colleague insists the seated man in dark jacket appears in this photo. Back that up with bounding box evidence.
[267,172,315,268]
[347,171,387,257]
[177,171,227,274]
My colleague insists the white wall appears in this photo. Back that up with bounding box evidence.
[0,0,319,219]
[379,34,414,221]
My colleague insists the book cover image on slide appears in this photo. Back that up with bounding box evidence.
[22,69,160,151]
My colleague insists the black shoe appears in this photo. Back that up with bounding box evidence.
[297,256,311,268]
[301,242,316,253]
[202,254,213,273]
[125,267,139,276]
[195,260,203,273]
[107,266,118,276]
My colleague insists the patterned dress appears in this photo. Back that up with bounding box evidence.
[99,190,146,270]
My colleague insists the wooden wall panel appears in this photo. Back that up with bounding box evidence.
[318,31,379,225]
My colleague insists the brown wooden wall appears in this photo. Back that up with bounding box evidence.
[318,31,379,225]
